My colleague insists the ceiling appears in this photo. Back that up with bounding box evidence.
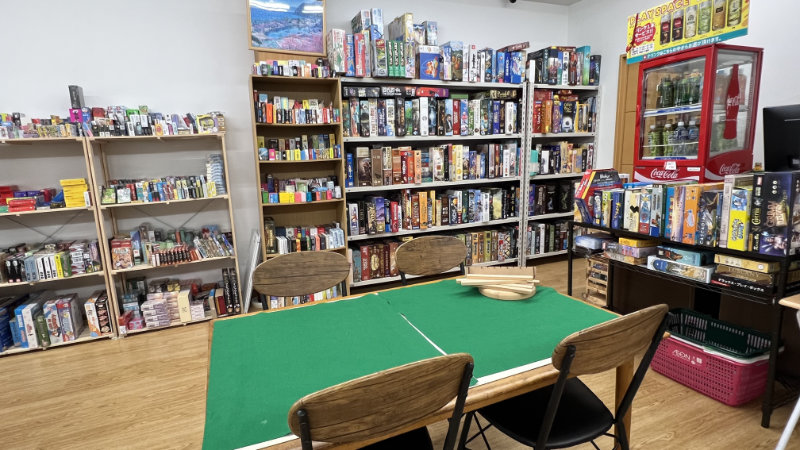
[521,0,583,5]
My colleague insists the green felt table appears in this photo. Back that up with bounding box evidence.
[203,280,616,450]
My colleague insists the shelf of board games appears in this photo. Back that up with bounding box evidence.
[337,77,560,291]
[85,131,243,336]
[0,137,117,355]
[250,74,349,284]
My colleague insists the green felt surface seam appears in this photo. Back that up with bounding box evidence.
[378,280,616,379]
[202,296,442,450]
[203,281,616,449]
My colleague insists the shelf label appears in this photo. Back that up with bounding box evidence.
[664,161,677,170]
[626,0,749,64]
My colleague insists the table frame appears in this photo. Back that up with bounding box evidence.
[210,278,632,449]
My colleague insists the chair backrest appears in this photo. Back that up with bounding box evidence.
[252,252,350,297]
[536,304,668,449]
[395,236,467,278]
[288,353,474,449]
[551,304,668,375]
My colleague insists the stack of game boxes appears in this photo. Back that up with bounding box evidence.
[647,246,716,283]
[141,296,170,329]
[60,178,89,208]
[603,237,658,265]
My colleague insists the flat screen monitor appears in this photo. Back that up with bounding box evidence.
[763,105,800,171]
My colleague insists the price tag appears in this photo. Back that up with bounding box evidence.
[664,161,677,170]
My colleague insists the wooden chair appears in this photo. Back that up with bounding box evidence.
[288,353,474,450]
[395,236,468,285]
[458,304,669,450]
[252,252,350,297]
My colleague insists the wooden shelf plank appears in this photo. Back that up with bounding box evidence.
[0,205,93,218]
[0,328,112,357]
[99,195,228,210]
[109,255,235,275]
[0,137,83,145]
[0,271,105,290]
[89,133,225,143]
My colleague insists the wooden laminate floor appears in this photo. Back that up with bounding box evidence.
[1,259,798,449]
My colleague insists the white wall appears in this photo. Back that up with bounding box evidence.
[567,0,800,169]
[0,0,569,271]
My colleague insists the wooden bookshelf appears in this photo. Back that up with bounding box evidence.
[85,132,242,336]
[250,75,349,302]
[0,137,114,355]
[340,77,533,291]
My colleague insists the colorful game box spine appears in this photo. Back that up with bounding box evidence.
[353,33,367,77]
[719,173,752,248]
[345,34,356,77]
[449,41,464,82]
[647,255,715,283]
[638,189,651,235]
[417,45,440,80]
[669,186,686,242]
[681,185,702,244]
[728,187,752,251]
[713,254,780,273]
[649,184,664,237]
[423,20,438,45]
[372,39,388,77]
[611,189,624,229]
[440,43,452,81]
[750,172,797,256]
[697,190,722,246]
[657,245,714,266]
[42,299,62,345]
[327,29,346,74]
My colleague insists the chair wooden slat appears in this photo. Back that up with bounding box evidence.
[552,304,668,375]
[252,252,350,297]
[395,236,467,277]
[288,353,473,444]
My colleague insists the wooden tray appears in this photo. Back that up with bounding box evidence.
[466,266,538,301]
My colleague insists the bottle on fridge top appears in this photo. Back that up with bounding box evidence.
[661,12,672,45]
[662,123,674,156]
[698,1,712,35]
[728,0,742,27]
[672,8,684,42]
[685,5,698,38]
[675,121,688,156]
[687,120,699,156]
[712,0,727,30]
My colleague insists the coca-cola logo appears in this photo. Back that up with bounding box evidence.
[719,163,742,175]
[726,95,740,109]
[650,168,679,179]
[633,23,656,45]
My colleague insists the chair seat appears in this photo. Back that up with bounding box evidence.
[477,378,614,449]
[359,426,434,450]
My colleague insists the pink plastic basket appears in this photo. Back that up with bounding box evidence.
[651,336,769,406]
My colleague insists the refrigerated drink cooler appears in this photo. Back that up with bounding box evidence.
[633,43,762,182]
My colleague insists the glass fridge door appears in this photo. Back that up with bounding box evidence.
[709,49,757,155]
[639,56,706,160]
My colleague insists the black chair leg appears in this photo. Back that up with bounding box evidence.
[472,415,492,450]
[457,411,474,450]
[616,420,630,450]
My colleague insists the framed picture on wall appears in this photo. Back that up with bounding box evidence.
[248,0,326,56]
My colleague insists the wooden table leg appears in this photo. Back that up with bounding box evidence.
[615,359,634,449]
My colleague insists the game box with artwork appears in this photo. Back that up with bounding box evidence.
[750,172,800,256]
